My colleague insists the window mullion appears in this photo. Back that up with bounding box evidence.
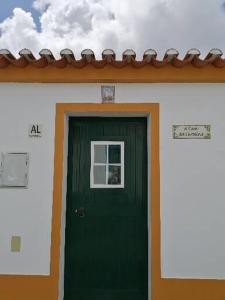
[106,145,109,184]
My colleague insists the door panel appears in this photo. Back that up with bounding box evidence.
[64,117,148,300]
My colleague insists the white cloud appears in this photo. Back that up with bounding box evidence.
[0,8,41,57]
[0,0,225,59]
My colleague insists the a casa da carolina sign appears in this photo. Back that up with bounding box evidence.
[173,125,211,139]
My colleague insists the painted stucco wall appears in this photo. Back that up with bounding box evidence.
[0,83,225,278]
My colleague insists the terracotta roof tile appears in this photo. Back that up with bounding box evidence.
[0,48,224,69]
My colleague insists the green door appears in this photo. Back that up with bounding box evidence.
[64,117,148,300]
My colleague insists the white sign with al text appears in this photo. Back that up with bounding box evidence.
[29,124,42,137]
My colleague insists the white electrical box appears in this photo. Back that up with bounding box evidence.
[0,153,29,187]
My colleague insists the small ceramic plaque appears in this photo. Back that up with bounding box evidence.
[101,86,115,103]
[173,125,211,139]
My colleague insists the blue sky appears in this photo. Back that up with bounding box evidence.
[0,0,225,58]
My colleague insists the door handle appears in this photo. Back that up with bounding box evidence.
[75,207,85,218]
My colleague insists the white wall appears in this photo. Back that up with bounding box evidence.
[0,83,225,278]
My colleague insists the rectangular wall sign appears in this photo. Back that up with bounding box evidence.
[29,124,42,137]
[173,125,211,139]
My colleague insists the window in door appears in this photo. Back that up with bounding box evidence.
[90,141,124,188]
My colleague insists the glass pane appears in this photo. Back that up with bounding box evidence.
[94,145,107,163]
[108,145,121,163]
[108,165,121,185]
[94,165,106,184]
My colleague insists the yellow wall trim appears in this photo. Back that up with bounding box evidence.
[1,64,225,83]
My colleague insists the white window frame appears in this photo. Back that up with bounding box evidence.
[90,141,124,188]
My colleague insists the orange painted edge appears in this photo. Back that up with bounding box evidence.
[51,103,161,300]
[51,104,225,300]
[1,64,225,82]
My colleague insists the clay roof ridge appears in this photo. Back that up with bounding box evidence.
[0,48,224,69]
